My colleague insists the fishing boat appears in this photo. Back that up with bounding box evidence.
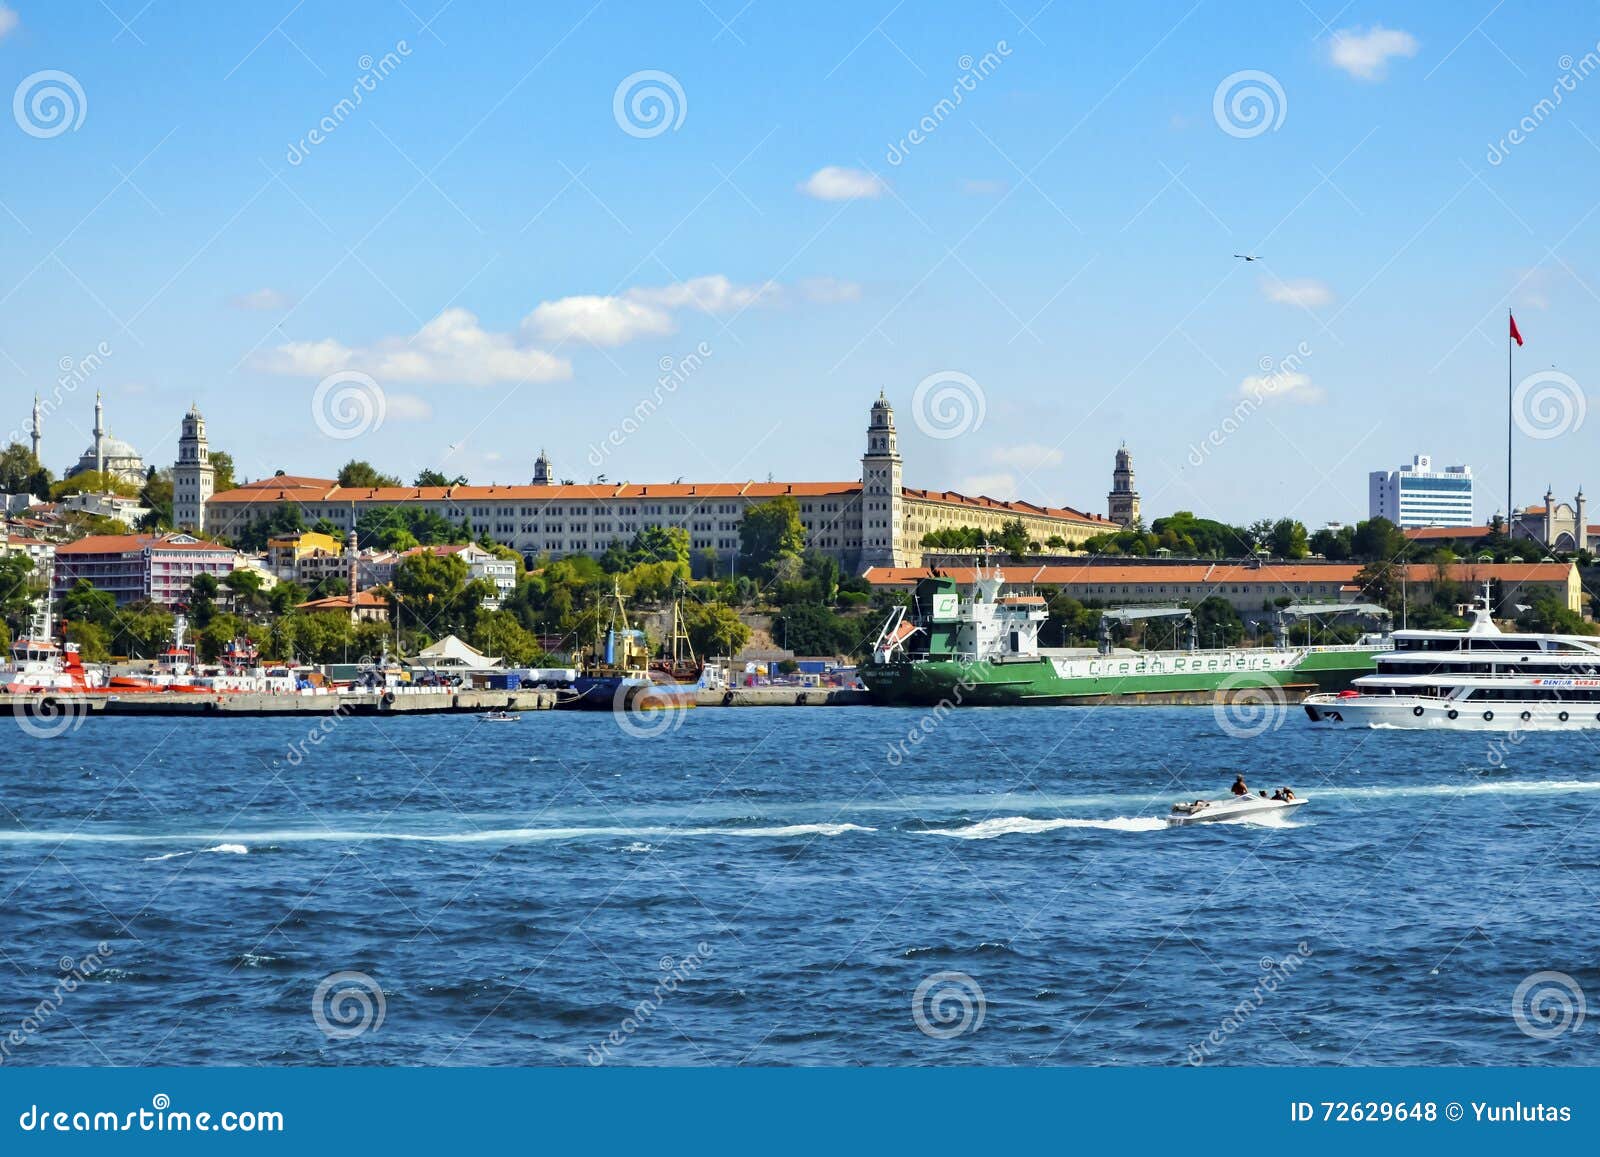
[4,603,106,693]
[564,580,695,712]
[859,561,1386,706]
[482,710,519,722]
[1303,583,1600,729]
[650,589,704,683]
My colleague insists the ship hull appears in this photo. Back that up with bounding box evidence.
[859,648,1384,707]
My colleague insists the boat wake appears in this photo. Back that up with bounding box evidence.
[1,823,878,852]
[921,815,1167,839]
[142,843,250,862]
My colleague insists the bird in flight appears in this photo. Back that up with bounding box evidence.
[1233,254,1262,262]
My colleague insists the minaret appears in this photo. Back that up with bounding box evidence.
[173,404,215,531]
[859,391,905,568]
[346,530,360,596]
[1578,488,1588,553]
[1544,484,1556,547]
[1108,443,1140,527]
[30,394,41,464]
[93,391,105,478]
[532,448,553,485]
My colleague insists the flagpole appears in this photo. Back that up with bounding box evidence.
[1507,308,1513,536]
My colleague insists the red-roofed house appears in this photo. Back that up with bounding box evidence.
[52,533,242,606]
[864,560,1581,615]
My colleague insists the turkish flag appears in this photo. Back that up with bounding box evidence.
[1510,313,1523,346]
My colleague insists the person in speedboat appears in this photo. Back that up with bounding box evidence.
[1230,774,1249,797]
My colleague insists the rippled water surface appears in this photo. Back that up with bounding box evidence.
[1,706,1594,1065]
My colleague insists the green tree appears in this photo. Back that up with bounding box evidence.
[1268,518,1310,559]
[1193,596,1246,646]
[65,620,110,661]
[51,471,138,499]
[739,496,806,581]
[60,579,118,633]
[0,553,40,638]
[337,460,402,489]
[771,603,859,656]
[0,442,51,497]
[683,602,751,657]
[189,572,220,628]
[140,467,174,528]
[233,502,308,551]
[210,450,236,494]
[414,468,468,487]
[223,568,267,617]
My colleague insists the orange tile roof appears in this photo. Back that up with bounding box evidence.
[1404,525,1494,540]
[865,560,1574,587]
[296,589,390,611]
[56,533,234,555]
[901,487,1112,525]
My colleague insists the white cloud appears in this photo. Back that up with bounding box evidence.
[960,178,1008,196]
[228,287,295,311]
[261,271,856,377]
[1329,25,1419,80]
[956,472,1017,497]
[1262,278,1334,308]
[528,275,777,346]
[0,6,18,38]
[628,274,773,313]
[525,295,675,346]
[387,393,433,421]
[799,166,885,201]
[990,442,1064,470]
[1238,370,1324,405]
[258,308,572,386]
[797,276,862,304]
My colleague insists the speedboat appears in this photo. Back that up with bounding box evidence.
[1167,794,1306,826]
[482,710,519,722]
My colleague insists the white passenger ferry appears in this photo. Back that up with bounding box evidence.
[1303,585,1600,729]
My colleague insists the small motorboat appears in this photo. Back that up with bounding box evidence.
[1167,794,1306,826]
[482,710,520,722]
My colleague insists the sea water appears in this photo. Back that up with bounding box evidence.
[0,706,1592,1065]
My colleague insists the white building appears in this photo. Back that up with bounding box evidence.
[1369,455,1474,528]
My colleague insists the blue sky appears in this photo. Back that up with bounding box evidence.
[1,0,1596,527]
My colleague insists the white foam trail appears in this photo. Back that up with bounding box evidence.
[24,824,876,850]
[924,815,1166,839]
[1316,779,1600,801]
[142,842,250,862]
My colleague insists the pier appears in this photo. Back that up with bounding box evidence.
[1,685,869,718]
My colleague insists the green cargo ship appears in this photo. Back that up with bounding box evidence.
[860,568,1385,706]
